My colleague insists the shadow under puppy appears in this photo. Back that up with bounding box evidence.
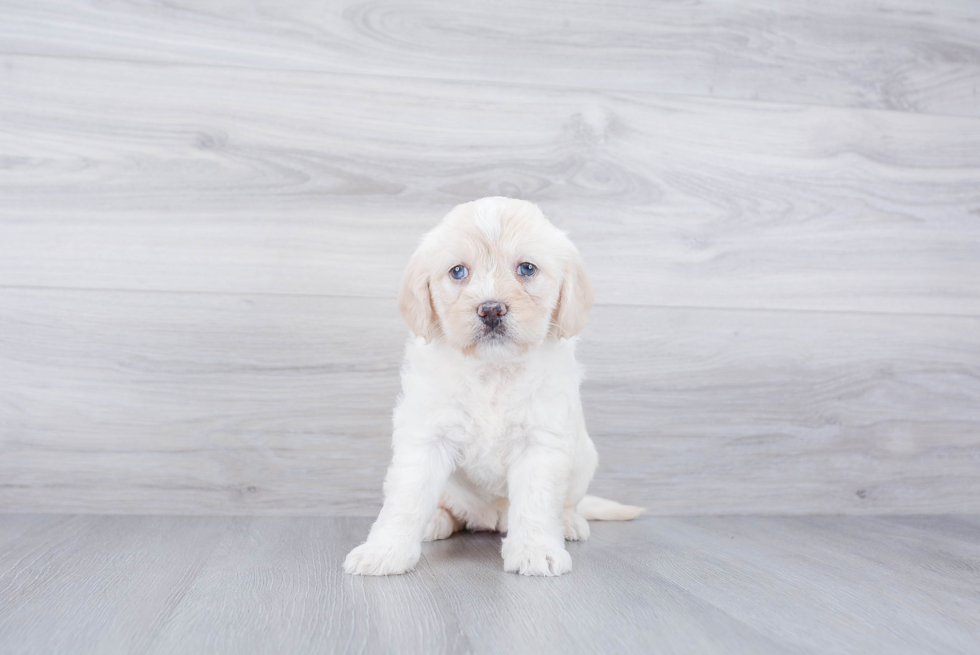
[344,197,642,577]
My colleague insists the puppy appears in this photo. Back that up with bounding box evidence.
[344,197,642,577]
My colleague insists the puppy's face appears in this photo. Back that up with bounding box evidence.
[399,198,593,356]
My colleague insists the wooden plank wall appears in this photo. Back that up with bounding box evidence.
[1,0,978,514]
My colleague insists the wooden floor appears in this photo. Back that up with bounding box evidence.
[1,514,978,654]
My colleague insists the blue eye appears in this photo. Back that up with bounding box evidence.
[450,265,468,280]
[517,262,536,277]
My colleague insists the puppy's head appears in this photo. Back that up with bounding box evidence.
[399,197,593,356]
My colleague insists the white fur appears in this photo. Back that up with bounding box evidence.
[344,197,642,577]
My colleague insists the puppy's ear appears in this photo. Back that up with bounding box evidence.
[555,248,594,339]
[398,249,437,341]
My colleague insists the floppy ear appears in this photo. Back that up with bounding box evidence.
[555,248,594,339]
[398,249,438,341]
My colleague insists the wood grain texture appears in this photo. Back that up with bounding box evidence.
[1,0,979,516]
[1,515,978,654]
[2,56,980,314]
[2,289,978,515]
[2,0,979,116]
[0,515,235,654]
[0,290,405,515]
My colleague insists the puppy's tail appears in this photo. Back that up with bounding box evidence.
[576,495,645,521]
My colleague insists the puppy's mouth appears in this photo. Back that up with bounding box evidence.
[479,322,507,340]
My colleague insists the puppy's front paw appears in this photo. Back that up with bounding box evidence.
[343,540,420,576]
[501,538,572,576]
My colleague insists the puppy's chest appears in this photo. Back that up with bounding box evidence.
[445,370,537,479]
[450,373,530,442]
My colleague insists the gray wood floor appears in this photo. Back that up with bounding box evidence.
[1,1,980,515]
[1,514,978,655]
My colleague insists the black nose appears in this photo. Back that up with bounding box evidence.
[478,301,507,327]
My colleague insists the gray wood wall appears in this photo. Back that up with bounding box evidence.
[1,0,979,515]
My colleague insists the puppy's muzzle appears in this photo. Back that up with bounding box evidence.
[477,301,508,332]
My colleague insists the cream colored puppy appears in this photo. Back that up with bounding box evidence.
[344,197,642,577]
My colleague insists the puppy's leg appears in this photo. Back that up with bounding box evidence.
[344,439,454,575]
[501,438,573,576]
[562,416,598,542]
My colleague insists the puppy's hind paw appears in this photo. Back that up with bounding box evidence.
[423,507,460,542]
[501,539,572,576]
[343,540,420,576]
[562,508,591,541]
